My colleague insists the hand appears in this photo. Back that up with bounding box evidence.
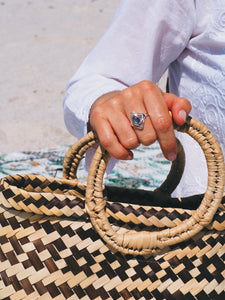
[88,80,191,161]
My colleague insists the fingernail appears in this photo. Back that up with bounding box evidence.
[167,152,177,161]
[126,151,133,160]
[178,110,187,122]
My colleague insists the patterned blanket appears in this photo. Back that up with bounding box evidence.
[0,143,171,190]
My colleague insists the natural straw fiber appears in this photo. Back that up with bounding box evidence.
[0,116,224,299]
[85,117,225,256]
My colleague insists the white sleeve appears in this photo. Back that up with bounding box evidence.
[63,0,195,139]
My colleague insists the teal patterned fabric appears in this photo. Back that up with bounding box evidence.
[0,143,171,191]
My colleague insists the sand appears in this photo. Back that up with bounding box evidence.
[0,0,120,153]
[0,0,167,154]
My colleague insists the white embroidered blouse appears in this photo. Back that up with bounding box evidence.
[63,0,225,197]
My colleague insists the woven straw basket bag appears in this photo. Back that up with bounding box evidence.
[0,116,225,299]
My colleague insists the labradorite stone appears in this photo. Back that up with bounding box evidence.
[132,115,141,125]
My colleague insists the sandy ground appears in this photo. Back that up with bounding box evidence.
[0,0,120,153]
[0,0,167,154]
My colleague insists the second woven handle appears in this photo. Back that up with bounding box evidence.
[85,117,225,256]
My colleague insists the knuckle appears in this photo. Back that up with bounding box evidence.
[122,136,139,149]
[141,132,157,146]
[90,108,104,126]
[139,80,155,92]
[100,136,114,151]
[120,87,134,99]
[91,106,103,118]
[155,116,172,132]
[179,96,189,103]
[179,97,192,111]
[120,87,143,105]
[179,97,187,102]
[109,95,122,107]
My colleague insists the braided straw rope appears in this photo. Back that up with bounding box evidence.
[0,131,97,218]
[0,117,224,256]
[85,117,225,256]
[0,131,186,220]
[0,117,224,299]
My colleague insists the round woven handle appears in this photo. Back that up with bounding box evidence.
[0,129,184,217]
[85,117,225,256]
[63,131,97,180]
[63,130,185,195]
[0,131,98,216]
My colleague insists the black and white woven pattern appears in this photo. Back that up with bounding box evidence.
[0,204,224,299]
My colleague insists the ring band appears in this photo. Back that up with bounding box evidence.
[129,112,149,130]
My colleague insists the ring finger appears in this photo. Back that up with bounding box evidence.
[128,110,157,146]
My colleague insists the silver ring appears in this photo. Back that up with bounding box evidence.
[129,112,149,130]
